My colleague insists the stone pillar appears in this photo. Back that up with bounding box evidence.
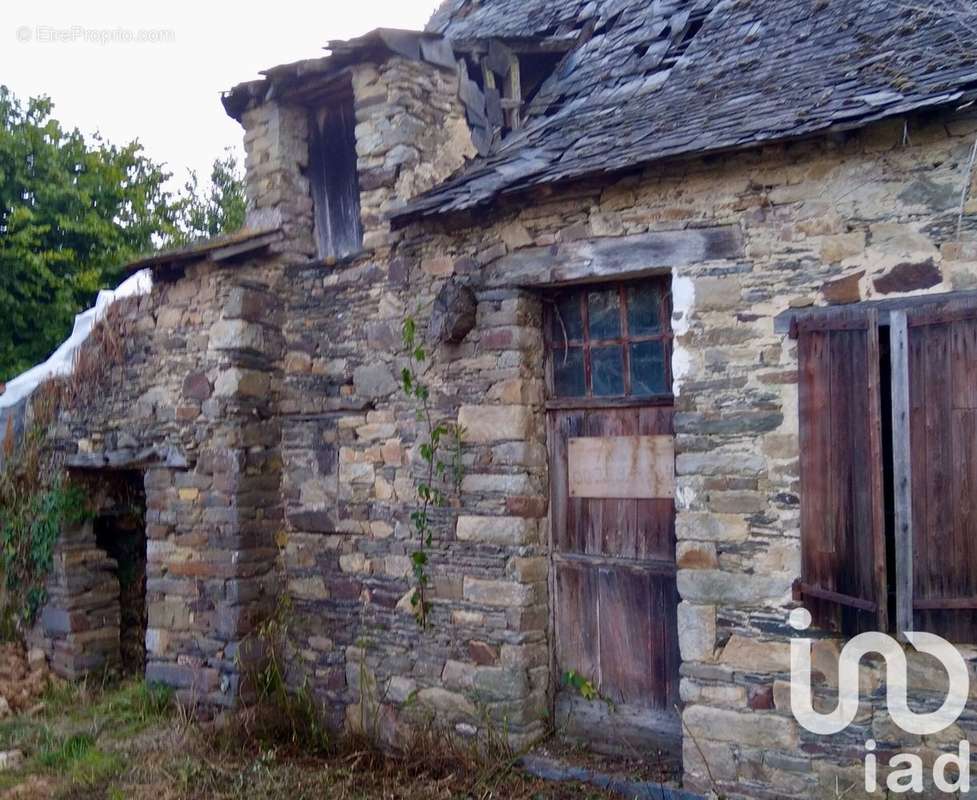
[241,102,315,259]
[144,274,285,707]
[29,519,121,679]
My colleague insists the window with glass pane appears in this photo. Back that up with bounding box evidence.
[544,278,671,400]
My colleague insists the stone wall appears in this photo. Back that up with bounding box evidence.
[239,56,977,788]
[32,253,285,707]
[381,110,977,796]
[29,41,977,797]
[245,53,550,744]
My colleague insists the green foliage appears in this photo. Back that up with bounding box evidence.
[88,681,174,730]
[0,473,90,628]
[400,316,465,628]
[36,731,97,769]
[171,149,247,247]
[563,670,616,712]
[242,596,332,755]
[0,86,248,382]
[0,87,176,381]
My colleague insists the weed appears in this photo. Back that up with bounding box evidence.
[400,314,466,627]
[234,595,332,756]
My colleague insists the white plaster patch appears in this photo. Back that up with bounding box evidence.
[670,272,695,395]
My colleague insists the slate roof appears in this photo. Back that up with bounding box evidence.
[396,0,977,220]
[120,227,282,276]
[223,29,456,121]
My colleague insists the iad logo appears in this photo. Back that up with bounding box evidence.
[788,608,972,793]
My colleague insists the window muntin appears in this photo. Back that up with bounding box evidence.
[545,278,672,401]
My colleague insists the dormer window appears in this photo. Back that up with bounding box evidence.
[309,88,362,260]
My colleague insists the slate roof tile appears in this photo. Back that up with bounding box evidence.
[399,0,977,220]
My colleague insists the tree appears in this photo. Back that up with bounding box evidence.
[172,149,247,246]
[0,87,247,383]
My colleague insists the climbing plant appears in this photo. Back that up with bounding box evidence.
[0,474,90,630]
[400,316,465,628]
[0,391,88,631]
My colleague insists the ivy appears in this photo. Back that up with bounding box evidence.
[0,474,90,629]
[401,316,465,628]
[0,383,91,633]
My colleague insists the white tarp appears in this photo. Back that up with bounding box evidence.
[0,269,153,411]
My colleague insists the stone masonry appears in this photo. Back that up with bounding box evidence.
[22,33,977,800]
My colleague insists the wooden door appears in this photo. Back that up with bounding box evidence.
[544,278,680,753]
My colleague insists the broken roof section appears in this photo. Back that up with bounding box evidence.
[427,0,593,45]
[120,227,283,277]
[397,0,977,220]
[222,29,456,121]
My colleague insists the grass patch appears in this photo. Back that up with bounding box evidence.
[0,676,616,800]
[36,731,97,770]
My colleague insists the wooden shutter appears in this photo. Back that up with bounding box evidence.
[900,299,977,642]
[309,96,363,260]
[796,308,888,635]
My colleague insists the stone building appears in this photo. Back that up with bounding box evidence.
[10,0,977,796]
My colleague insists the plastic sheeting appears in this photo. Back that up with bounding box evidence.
[0,270,153,412]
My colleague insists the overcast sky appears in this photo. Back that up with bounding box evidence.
[2,0,440,189]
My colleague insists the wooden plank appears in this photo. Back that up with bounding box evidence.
[797,583,879,612]
[907,306,977,642]
[864,314,889,634]
[797,313,887,634]
[552,552,676,576]
[483,227,745,287]
[568,435,674,499]
[506,52,522,130]
[309,99,363,259]
[890,311,914,636]
[799,329,834,628]
[546,396,674,411]
[554,562,599,683]
[597,566,655,707]
[908,315,931,633]
[915,596,977,610]
[774,289,977,336]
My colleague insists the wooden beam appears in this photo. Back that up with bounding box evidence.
[481,59,497,92]
[796,583,879,613]
[890,310,914,637]
[914,597,977,610]
[482,226,745,288]
[774,289,977,335]
[507,53,522,130]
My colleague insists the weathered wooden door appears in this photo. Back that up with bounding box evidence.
[544,278,680,753]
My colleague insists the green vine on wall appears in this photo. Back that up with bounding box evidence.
[0,475,90,630]
[0,383,92,634]
[400,317,465,628]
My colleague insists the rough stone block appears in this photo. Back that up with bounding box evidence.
[677,602,716,662]
[457,405,533,443]
[683,704,798,748]
[463,578,535,608]
[677,569,792,605]
[720,634,791,673]
[455,516,537,545]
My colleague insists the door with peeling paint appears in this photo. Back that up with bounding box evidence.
[544,278,680,753]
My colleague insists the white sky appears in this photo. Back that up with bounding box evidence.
[1,0,440,189]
